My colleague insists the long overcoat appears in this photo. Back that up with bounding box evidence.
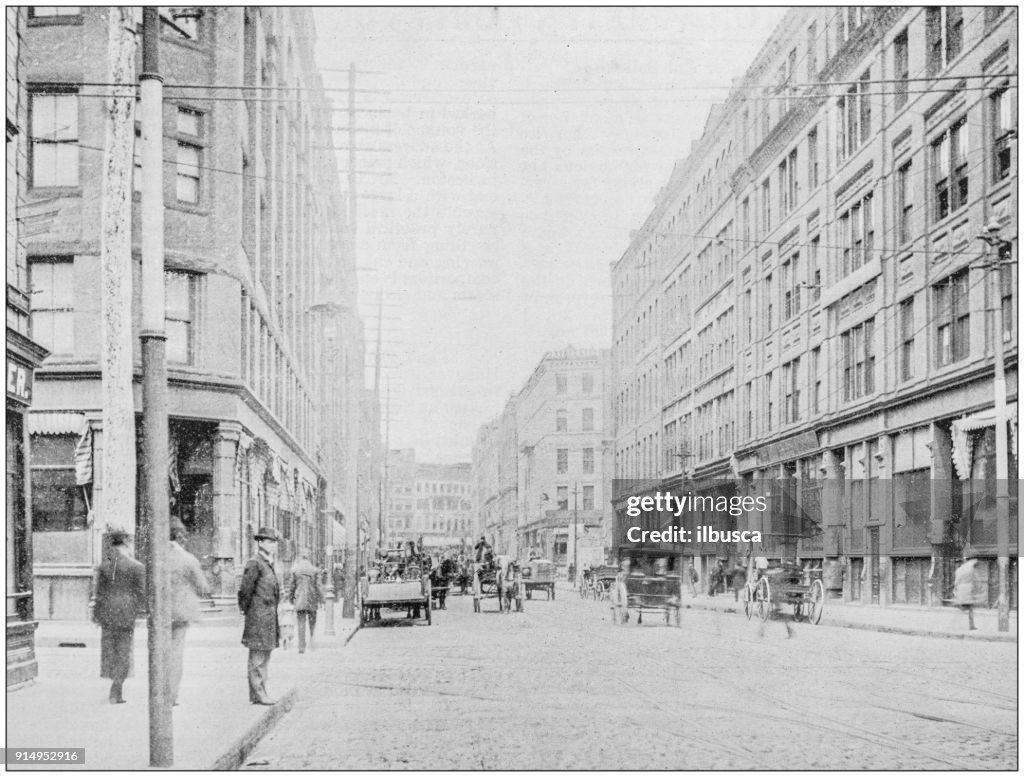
[288,558,322,612]
[94,554,147,629]
[238,554,280,651]
[169,541,211,625]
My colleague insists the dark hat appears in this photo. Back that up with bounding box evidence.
[253,526,280,542]
[108,528,132,545]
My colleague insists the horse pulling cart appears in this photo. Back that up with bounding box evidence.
[743,561,824,625]
[580,565,619,600]
[472,555,523,613]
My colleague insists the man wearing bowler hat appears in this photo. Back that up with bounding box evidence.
[238,526,281,705]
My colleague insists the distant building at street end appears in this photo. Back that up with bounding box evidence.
[385,449,474,552]
[611,7,1017,608]
[474,346,613,570]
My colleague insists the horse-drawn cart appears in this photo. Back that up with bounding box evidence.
[612,572,681,627]
[359,547,431,626]
[743,561,824,625]
[472,556,523,613]
[521,558,555,600]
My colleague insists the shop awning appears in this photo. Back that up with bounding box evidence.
[951,404,1018,479]
[28,411,85,436]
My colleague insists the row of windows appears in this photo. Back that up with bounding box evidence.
[615,362,658,428]
[550,484,596,511]
[555,372,595,394]
[415,482,471,495]
[30,91,207,207]
[29,257,196,362]
[29,6,203,42]
[615,7,1010,316]
[387,517,472,534]
[555,447,597,475]
[240,297,314,452]
[555,407,596,433]
[629,265,1016,474]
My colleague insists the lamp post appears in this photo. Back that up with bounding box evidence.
[976,221,1014,633]
[572,483,580,587]
[324,544,335,636]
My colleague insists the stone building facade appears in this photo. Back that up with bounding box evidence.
[475,346,613,569]
[20,7,367,618]
[7,5,50,685]
[384,449,474,551]
[612,7,1016,605]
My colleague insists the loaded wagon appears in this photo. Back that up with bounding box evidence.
[359,547,431,626]
[521,557,556,600]
[743,560,824,625]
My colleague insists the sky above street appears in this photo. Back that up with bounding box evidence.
[313,7,787,463]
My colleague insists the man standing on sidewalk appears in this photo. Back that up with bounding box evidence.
[93,530,146,704]
[238,527,281,705]
[289,551,322,653]
[168,518,210,705]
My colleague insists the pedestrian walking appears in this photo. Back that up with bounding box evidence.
[730,564,747,602]
[168,518,210,705]
[952,548,987,631]
[289,551,322,653]
[238,526,281,705]
[687,563,699,597]
[93,529,146,704]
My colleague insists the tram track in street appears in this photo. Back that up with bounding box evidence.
[617,622,1000,772]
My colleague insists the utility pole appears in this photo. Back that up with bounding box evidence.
[573,482,580,584]
[140,7,172,766]
[977,222,1014,633]
[99,7,137,540]
[347,61,357,253]
[381,383,391,549]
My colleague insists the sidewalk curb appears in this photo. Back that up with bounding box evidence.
[209,687,299,771]
[679,601,1017,642]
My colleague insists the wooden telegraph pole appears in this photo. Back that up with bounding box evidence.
[99,8,137,539]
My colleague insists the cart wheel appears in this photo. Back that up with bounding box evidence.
[807,579,824,625]
[743,583,754,620]
[756,578,771,623]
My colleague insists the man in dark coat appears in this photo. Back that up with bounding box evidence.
[93,529,146,704]
[288,551,321,653]
[238,527,281,705]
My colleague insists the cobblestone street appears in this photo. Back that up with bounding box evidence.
[244,590,1017,770]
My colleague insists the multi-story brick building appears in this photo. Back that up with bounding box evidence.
[612,7,1017,607]
[19,7,369,618]
[384,449,474,551]
[473,396,519,554]
[7,6,50,685]
[475,346,613,569]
